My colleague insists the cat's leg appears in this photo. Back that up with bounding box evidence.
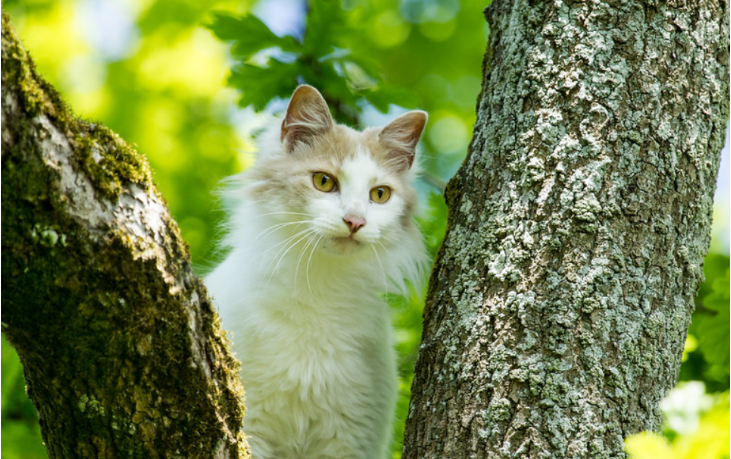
[305,405,394,459]
[364,374,398,459]
[244,410,308,459]
[309,369,397,459]
[363,333,399,459]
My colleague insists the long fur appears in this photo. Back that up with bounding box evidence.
[206,87,427,459]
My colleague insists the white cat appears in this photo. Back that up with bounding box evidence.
[206,85,428,459]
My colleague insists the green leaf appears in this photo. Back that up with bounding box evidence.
[697,254,730,301]
[417,191,448,257]
[321,50,417,112]
[2,336,36,420]
[302,0,348,56]
[695,310,730,366]
[697,267,730,367]
[705,272,730,312]
[229,60,302,110]
[684,256,731,389]
[363,84,418,112]
[1,420,48,459]
[208,12,299,59]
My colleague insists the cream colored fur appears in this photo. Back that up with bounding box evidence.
[206,86,427,459]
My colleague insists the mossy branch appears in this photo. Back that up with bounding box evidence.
[1,13,249,459]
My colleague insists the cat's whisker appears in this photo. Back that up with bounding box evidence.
[305,235,324,296]
[254,221,302,242]
[264,233,308,288]
[262,225,316,256]
[265,227,314,267]
[254,220,313,243]
[316,219,349,235]
[377,233,399,247]
[371,243,389,294]
[250,211,312,220]
[269,227,318,277]
[260,227,315,278]
[293,231,319,297]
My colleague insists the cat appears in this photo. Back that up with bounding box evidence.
[205,85,428,459]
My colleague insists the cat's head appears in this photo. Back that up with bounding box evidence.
[247,85,427,258]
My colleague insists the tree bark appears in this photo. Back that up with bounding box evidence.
[403,1,728,458]
[1,14,249,459]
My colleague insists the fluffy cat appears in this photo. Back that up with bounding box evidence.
[205,85,428,459]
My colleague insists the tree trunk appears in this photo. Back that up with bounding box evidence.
[402,1,728,458]
[1,14,249,459]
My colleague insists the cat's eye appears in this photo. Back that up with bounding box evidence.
[370,186,391,204]
[312,172,337,192]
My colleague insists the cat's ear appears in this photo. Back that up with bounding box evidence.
[378,111,428,171]
[281,85,333,152]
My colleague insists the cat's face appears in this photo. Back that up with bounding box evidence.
[308,145,407,254]
[250,124,418,256]
[248,85,426,257]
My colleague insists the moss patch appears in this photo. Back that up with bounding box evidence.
[2,13,248,458]
[2,13,153,201]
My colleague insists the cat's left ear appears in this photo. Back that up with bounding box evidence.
[281,85,333,153]
[378,111,428,171]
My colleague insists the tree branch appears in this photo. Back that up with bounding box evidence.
[1,13,249,458]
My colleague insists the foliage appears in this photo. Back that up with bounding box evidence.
[1,336,48,459]
[1,1,728,458]
[681,254,730,391]
[626,392,729,459]
[208,5,414,122]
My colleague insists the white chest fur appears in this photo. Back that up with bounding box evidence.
[207,240,399,459]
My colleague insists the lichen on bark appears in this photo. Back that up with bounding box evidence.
[403,1,729,458]
[1,13,250,458]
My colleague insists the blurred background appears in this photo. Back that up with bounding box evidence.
[1,1,728,458]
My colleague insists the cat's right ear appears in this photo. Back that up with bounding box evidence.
[281,85,333,153]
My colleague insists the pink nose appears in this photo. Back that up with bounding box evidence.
[343,215,366,234]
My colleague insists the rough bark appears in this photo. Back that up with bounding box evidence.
[402,1,728,458]
[1,14,250,459]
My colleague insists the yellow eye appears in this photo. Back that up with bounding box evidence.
[370,186,391,203]
[312,172,336,192]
